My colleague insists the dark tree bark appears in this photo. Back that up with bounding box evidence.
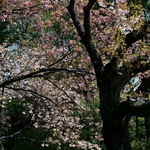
[67,0,150,149]
[136,77,150,98]
[99,61,132,150]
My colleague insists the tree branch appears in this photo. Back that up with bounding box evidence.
[0,67,89,88]
[67,0,103,79]
[0,124,30,140]
[1,4,41,14]
[5,86,63,110]
[118,54,150,79]
[67,0,85,38]
[117,99,150,118]
[83,0,96,41]
[131,58,150,74]
[136,76,150,94]
[125,23,148,49]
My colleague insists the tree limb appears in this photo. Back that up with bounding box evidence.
[0,124,30,140]
[0,67,89,88]
[83,0,96,41]
[131,58,150,74]
[136,76,150,94]
[125,23,148,49]
[117,99,150,118]
[1,4,41,14]
[67,0,103,79]
[67,0,85,38]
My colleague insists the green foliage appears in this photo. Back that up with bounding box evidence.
[12,141,46,150]
[59,142,80,150]
[131,140,146,150]
[6,20,39,45]
[10,129,58,150]
[0,20,9,44]
[146,2,150,11]
[105,0,148,7]
[1,97,102,150]
[1,98,60,150]
[100,144,107,150]
[129,117,147,149]
[5,99,32,133]
[129,117,146,140]
[127,0,148,7]
[77,100,102,149]
[3,139,48,150]
[0,18,41,46]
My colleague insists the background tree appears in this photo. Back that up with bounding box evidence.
[0,0,102,149]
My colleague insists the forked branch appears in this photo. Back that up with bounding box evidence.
[67,0,85,38]
[67,0,103,75]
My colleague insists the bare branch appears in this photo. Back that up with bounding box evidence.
[0,67,90,88]
[5,86,64,111]
[0,124,29,140]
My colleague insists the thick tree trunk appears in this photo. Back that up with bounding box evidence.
[98,61,131,150]
[102,120,131,150]
[101,102,131,150]
[67,1,150,149]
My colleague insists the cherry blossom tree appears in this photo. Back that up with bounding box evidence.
[67,0,150,149]
[0,0,102,149]
[0,0,150,149]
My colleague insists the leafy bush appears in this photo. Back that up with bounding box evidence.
[131,140,146,150]
[129,117,146,149]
